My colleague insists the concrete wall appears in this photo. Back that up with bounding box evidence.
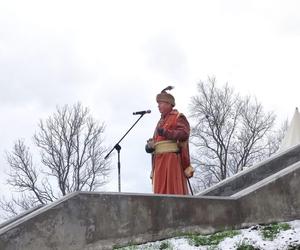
[198,144,300,196]
[236,161,300,226]
[0,205,44,230]
[1,148,300,249]
[0,193,239,250]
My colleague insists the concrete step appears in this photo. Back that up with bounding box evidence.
[197,144,300,196]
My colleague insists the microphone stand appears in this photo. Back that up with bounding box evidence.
[104,113,147,192]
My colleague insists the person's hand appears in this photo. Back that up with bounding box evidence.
[156,127,165,136]
[184,166,195,178]
[147,138,154,148]
[145,138,155,153]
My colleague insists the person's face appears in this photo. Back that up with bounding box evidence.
[158,101,172,115]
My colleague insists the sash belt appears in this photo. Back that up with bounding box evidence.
[154,140,179,154]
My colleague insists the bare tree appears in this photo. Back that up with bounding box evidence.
[189,77,278,191]
[1,103,111,218]
[264,119,288,157]
[229,97,276,174]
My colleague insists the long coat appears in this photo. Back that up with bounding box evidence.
[152,109,190,195]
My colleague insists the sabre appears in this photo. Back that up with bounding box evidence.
[187,178,194,196]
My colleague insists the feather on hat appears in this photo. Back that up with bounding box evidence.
[156,86,175,106]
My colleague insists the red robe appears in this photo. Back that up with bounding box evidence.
[152,109,190,195]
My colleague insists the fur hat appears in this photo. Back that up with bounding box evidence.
[156,86,175,106]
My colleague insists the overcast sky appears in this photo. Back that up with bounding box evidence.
[1,0,300,195]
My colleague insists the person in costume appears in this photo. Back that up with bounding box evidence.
[145,86,194,195]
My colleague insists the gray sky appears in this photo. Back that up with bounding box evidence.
[1,0,300,195]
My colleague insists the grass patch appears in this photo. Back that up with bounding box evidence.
[115,240,173,250]
[116,222,293,249]
[261,222,291,240]
[235,239,260,250]
[287,244,300,250]
[236,243,260,250]
[187,230,240,247]
[114,245,138,250]
[159,241,173,249]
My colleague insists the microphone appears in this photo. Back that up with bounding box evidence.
[133,110,151,115]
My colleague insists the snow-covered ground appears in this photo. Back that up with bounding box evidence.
[217,220,300,250]
[120,220,300,250]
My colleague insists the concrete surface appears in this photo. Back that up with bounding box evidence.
[1,145,300,249]
[198,143,300,196]
[0,193,239,250]
[236,161,300,226]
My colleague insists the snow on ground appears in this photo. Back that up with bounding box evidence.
[218,220,300,250]
[121,220,300,250]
